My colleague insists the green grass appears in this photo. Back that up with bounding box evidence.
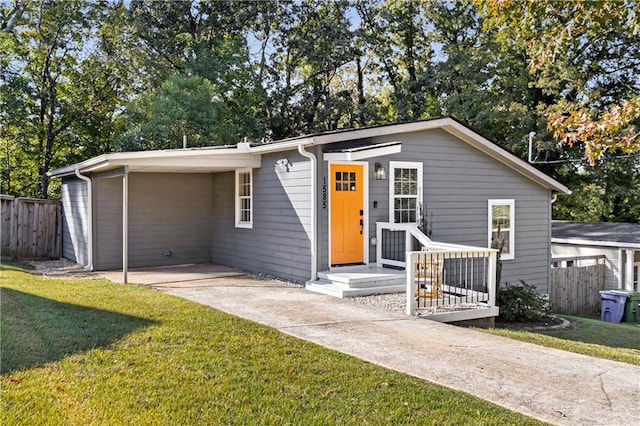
[0,264,544,425]
[481,315,640,366]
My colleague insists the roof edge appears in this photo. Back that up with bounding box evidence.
[47,117,570,195]
[551,237,640,249]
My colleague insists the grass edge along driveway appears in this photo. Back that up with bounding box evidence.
[1,265,544,425]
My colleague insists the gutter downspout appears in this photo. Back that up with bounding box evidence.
[74,168,93,271]
[298,143,318,281]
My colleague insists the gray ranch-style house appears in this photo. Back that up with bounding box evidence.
[49,117,570,322]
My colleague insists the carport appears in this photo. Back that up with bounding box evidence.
[49,143,263,283]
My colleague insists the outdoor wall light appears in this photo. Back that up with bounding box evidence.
[374,162,386,180]
[276,158,291,172]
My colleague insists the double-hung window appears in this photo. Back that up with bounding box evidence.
[488,199,515,260]
[389,162,423,223]
[235,168,253,228]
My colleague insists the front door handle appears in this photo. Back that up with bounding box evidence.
[359,218,363,234]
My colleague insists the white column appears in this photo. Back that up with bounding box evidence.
[625,249,634,291]
[617,249,624,289]
[122,168,129,284]
[406,252,416,316]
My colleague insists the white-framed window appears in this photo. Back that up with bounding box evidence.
[235,168,253,228]
[389,161,423,223]
[488,199,515,260]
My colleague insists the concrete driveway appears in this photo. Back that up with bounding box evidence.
[101,263,640,425]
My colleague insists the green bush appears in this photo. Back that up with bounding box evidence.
[497,280,549,322]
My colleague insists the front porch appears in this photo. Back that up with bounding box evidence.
[306,222,500,323]
[305,265,406,298]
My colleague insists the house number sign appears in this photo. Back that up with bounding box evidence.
[322,177,327,208]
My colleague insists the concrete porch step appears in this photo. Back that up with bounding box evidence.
[318,266,405,287]
[306,279,406,298]
[306,266,406,298]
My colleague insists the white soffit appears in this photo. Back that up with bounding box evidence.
[323,141,402,161]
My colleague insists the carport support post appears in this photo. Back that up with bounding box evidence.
[123,167,129,283]
[626,249,634,291]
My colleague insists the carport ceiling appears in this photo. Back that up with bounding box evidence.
[88,154,262,174]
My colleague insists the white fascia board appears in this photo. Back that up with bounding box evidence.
[49,146,261,177]
[551,238,640,250]
[313,119,451,145]
[47,155,110,177]
[248,138,315,154]
[323,143,402,161]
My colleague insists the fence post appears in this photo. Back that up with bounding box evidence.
[376,222,382,266]
[10,196,17,259]
[1,195,17,258]
[406,252,416,316]
[488,251,497,307]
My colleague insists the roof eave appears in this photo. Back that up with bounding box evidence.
[551,237,640,249]
[47,155,110,178]
[47,145,265,178]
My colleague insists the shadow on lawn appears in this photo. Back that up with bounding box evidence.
[0,287,155,374]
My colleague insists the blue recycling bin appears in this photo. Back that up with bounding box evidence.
[600,291,628,323]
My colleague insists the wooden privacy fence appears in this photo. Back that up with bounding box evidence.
[1,195,62,260]
[549,256,606,315]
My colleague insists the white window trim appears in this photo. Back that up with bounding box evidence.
[389,161,423,224]
[235,168,253,229]
[488,199,515,260]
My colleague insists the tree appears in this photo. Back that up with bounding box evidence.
[114,74,236,151]
[1,0,131,197]
[475,0,640,162]
[118,0,267,147]
[549,100,640,163]
[553,155,640,222]
[356,0,437,122]
[247,0,361,139]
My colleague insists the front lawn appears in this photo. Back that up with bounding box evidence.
[1,264,542,425]
[482,315,640,366]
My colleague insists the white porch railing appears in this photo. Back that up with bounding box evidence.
[375,222,498,319]
[405,249,497,317]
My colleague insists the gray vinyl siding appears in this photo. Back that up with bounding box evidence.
[60,177,89,266]
[210,150,313,282]
[94,176,122,270]
[94,173,214,270]
[320,128,553,293]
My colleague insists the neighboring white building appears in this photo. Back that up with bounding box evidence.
[551,221,640,291]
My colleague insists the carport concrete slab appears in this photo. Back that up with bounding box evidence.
[99,263,246,286]
[102,265,640,425]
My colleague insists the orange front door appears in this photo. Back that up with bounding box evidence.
[330,164,364,265]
